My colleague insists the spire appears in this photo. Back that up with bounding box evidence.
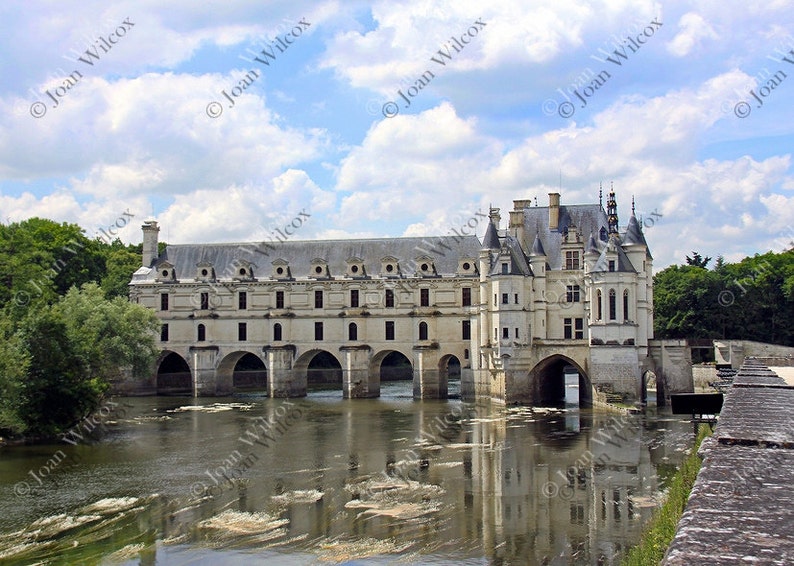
[599,183,603,208]
[607,184,619,235]
[482,217,500,250]
[530,232,546,256]
[623,211,648,247]
[631,195,636,214]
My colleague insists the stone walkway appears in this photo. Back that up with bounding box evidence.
[662,358,794,565]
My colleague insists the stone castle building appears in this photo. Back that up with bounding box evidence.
[130,189,653,404]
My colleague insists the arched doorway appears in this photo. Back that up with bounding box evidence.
[530,355,592,408]
[641,370,657,405]
[156,351,192,395]
[305,351,343,391]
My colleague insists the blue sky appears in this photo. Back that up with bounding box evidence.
[1,0,793,269]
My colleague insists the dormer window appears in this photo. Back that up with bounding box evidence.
[310,259,329,279]
[458,259,477,275]
[233,260,255,280]
[155,261,176,282]
[346,257,366,278]
[416,256,436,277]
[272,259,291,280]
[196,261,216,281]
[381,256,400,277]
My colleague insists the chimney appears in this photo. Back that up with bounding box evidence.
[548,192,560,230]
[142,221,160,267]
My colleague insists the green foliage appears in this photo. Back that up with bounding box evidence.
[0,217,162,438]
[654,250,794,345]
[621,425,711,565]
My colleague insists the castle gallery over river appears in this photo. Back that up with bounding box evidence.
[130,189,655,405]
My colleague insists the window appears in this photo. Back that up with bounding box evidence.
[419,321,428,340]
[575,318,584,339]
[314,321,323,341]
[462,288,471,307]
[238,291,247,310]
[385,289,395,308]
[276,290,284,309]
[565,251,580,270]
[197,324,206,342]
[420,288,429,307]
[501,293,509,304]
[350,289,359,308]
[238,322,247,341]
[564,318,573,339]
[502,327,509,339]
[608,260,615,272]
[566,285,580,303]
[200,292,209,310]
[515,328,519,338]
[609,289,617,320]
[314,290,323,308]
[385,321,395,340]
[273,323,282,341]
[514,293,519,304]
[501,262,509,274]
[623,290,630,321]
[348,322,357,341]
[160,293,169,311]
[160,323,168,342]
[596,290,603,320]
[462,320,471,340]
[464,348,469,359]
[494,328,498,341]
[494,294,497,306]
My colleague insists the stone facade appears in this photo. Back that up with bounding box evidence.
[130,190,653,404]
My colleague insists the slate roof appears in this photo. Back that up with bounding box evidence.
[592,237,638,273]
[488,235,533,276]
[520,203,610,270]
[131,235,482,283]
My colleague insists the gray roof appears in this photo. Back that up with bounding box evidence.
[622,213,653,259]
[132,235,482,283]
[482,220,501,250]
[488,236,533,276]
[520,203,609,270]
[530,232,546,256]
[592,237,637,273]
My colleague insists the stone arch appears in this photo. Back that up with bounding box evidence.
[438,354,462,398]
[641,370,657,405]
[295,349,343,390]
[530,355,592,407]
[216,351,268,393]
[156,350,192,395]
[371,349,413,381]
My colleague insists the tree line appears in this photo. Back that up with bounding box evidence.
[0,218,160,438]
[653,249,794,346]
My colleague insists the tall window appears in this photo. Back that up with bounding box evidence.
[276,290,284,309]
[348,322,357,341]
[462,288,471,307]
[596,290,603,320]
[385,321,395,340]
[314,290,323,308]
[160,293,169,311]
[350,289,359,308]
[238,291,247,310]
[575,318,584,339]
[160,323,168,342]
[238,322,247,341]
[502,327,509,339]
[419,321,428,340]
[514,293,519,304]
[462,320,471,340]
[501,262,509,274]
[385,289,395,308]
[608,260,615,272]
[501,293,508,304]
[623,290,630,321]
[314,321,323,341]
[566,285,580,303]
[200,292,209,310]
[565,251,580,270]
[564,318,573,339]
[197,324,206,342]
[420,288,429,307]
[609,289,617,320]
[273,323,282,341]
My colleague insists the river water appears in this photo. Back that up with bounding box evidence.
[0,381,693,565]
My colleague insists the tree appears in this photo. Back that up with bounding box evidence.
[685,251,711,268]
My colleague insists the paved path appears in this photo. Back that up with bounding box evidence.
[663,358,794,565]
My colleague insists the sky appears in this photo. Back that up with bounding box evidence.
[1,0,793,270]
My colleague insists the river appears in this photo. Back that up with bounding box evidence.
[0,381,693,565]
